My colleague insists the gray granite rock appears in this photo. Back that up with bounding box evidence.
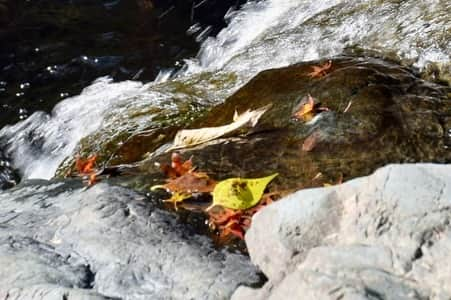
[0,180,259,300]
[233,164,451,300]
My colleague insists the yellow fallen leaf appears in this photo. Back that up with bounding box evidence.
[164,192,192,210]
[168,104,271,151]
[207,173,278,210]
[293,94,315,120]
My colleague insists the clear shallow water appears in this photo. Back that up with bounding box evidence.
[1,0,450,182]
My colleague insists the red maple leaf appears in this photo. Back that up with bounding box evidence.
[308,60,332,78]
[75,155,97,174]
[161,152,194,178]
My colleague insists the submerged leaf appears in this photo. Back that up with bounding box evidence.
[151,154,216,208]
[208,192,278,240]
[308,60,332,78]
[293,94,315,120]
[209,173,278,210]
[163,172,216,194]
[151,171,216,209]
[302,131,320,152]
[168,104,271,150]
[293,95,330,122]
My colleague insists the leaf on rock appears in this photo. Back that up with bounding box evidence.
[308,60,332,78]
[168,104,271,150]
[293,94,331,122]
[208,192,278,240]
[163,192,193,210]
[88,173,98,186]
[75,155,97,174]
[151,171,217,209]
[160,152,194,178]
[209,208,246,240]
[302,131,320,152]
[152,153,216,208]
[208,173,278,210]
[293,94,315,120]
[163,172,217,194]
[73,154,100,186]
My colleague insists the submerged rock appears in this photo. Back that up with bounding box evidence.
[0,180,259,299]
[124,57,450,193]
[233,163,451,299]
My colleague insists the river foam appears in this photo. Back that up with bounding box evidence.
[0,78,143,179]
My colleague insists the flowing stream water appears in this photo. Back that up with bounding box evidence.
[0,0,450,185]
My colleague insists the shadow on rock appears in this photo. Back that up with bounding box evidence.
[0,180,260,299]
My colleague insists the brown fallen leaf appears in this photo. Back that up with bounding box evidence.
[153,153,217,209]
[308,60,332,78]
[163,172,217,194]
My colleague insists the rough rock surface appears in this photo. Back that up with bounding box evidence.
[233,164,451,300]
[0,180,259,300]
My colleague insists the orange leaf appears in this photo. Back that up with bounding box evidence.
[308,60,332,78]
[75,155,97,174]
[88,173,97,186]
[293,94,315,120]
[207,192,278,240]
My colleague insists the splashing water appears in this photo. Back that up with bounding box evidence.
[184,0,450,75]
[1,0,450,180]
[0,78,143,179]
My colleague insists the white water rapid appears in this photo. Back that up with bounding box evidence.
[1,0,449,179]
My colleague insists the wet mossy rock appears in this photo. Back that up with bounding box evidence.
[137,57,450,192]
[54,71,239,177]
